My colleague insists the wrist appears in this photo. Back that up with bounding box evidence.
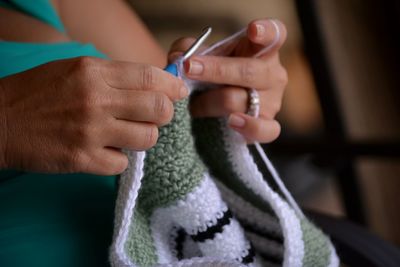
[0,78,9,169]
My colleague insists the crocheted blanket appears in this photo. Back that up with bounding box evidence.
[110,29,339,267]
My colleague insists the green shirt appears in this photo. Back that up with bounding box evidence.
[0,1,116,266]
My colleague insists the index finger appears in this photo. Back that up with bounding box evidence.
[183,55,270,89]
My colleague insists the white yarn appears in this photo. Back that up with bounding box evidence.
[328,242,340,267]
[222,125,305,267]
[149,173,254,264]
[156,257,245,267]
[110,156,251,267]
[254,143,304,218]
[149,173,229,263]
[251,19,304,218]
[196,219,252,263]
[190,21,307,265]
[200,29,246,56]
[150,173,228,235]
[110,150,146,267]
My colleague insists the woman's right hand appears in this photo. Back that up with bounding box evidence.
[0,57,186,175]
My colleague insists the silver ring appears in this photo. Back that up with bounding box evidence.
[247,88,260,118]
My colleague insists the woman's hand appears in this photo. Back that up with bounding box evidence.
[0,57,186,174]
[168,18,288,143]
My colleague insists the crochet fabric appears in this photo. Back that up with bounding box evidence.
[110,29,339,267]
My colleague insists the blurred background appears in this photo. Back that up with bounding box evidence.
[128,0,400,258]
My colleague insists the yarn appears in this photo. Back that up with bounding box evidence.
[300,219,331,266]
[110,27,340,267]
[138,98,205,214]
[192,118,276,215]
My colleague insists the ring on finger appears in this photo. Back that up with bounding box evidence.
[246,88,260,118]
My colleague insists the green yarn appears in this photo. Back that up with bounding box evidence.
[192,118,335,266]
[192,117,277,216]
[125,208,157,267]
[301,219,331,267]
[126,98,207,265]
[138,98,206,213]
[122,94,335,267]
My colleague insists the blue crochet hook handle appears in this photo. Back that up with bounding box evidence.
[164,27,212,77]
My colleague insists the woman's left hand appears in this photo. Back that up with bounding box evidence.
[168,18,288,143]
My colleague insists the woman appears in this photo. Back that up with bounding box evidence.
[0,0,288,266]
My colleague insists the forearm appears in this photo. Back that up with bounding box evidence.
[57,0,166,67]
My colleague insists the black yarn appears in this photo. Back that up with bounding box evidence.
[175,228,187,260]
[241,245,256,264]
[190,210,233,242]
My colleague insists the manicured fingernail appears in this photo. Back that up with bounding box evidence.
[185,59,204,75]
[179,85,189,98]
[255,23,265,38]
[228,114,246,128]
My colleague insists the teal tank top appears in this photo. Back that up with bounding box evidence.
[0,1,117,266]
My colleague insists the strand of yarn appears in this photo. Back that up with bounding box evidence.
[252,20,304,218]
[199,19,305,218]
[254,142,304,218]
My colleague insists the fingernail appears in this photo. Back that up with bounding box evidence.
[185,59,204,75]
[179,85,189,98]
[228,114,246,128]
[255,23,265,38]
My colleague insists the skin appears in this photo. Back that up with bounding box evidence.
[170,20,288,142]
[0,0,288,174]
[0,58,186,175]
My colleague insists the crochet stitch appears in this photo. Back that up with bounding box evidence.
[110,28,339,267]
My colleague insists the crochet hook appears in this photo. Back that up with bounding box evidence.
[164,27,212,77]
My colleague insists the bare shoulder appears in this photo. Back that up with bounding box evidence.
[0,5,70,43]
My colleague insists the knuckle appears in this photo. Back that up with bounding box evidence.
[140,65,157,91]
[71,57,97,77]
[78,90,97,118]
[70,61,103,115]
[241,61,258,85]
[271,101,282,115]
[76,88,105,119]
[277,67,288,87]
[142,125,158,149]
[210,60,225,80]
[73,124,93,148]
